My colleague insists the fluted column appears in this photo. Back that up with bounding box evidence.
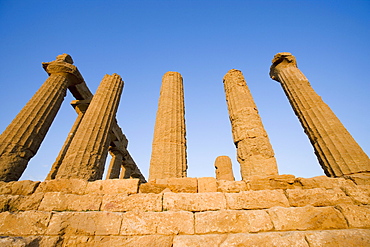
[55,73,123,180]
[270,52,370,177]
[106,146,123,179]
[46,99,90,180]
[214,156,235,181]
[149,72,187,179]
[223,69,278,179]
[0,54,83,181]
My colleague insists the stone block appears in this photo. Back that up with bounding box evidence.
[102,193,162,212]
[62,235,173,247]
[341,184,370,204]
[121,211,194,235]
[156,211,194,235]
[12,192,44,211]
[0,181,12,194]
[173,234,226,247]
[286,188,353,207]
[35,179,88,194]
[120,211,157,235]
[47,211,122,235]
[296,176,351,189]
[344,173,370,185]
[220,232,309,247]
[268,206,347,231]
[85,179,139,194]
[0,211,52,235]
[197,177,217,192]
[139,182,167,193]
[167,178,198,193]
[9,180,40,195]
[0,195,18,212]
[163,192,226,211]
[336,204,370,228]
[226,189,289,210]
[217,180,248,193]
[305,229,370,247]
[195,210,273,234]
[39,192,102,211]
[245,174,297,190]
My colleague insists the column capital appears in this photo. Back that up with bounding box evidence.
[269,52,298,81]
[42,54,84,86]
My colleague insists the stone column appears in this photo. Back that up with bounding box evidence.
[106,146,124,179]
[0,54,83,182]
[270,52,370,177]
[149,72,187,179]
[223,69,278,179]
[46,99,90,180]
[214,156,235,181]
[55,73,123,180]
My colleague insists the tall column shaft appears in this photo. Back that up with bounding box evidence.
[106,147,123,179]
[270,52,370,177]
[55,73,123,181]
[149,72,187,180]
[45,100,89,180]
[223,69,278,178]
[0,54,83,181]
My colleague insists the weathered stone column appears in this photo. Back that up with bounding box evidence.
[270,52,370,177]
[223,69,278,179]
[0,54,83,182]
[55,73,123,180]
[106,146,124,179]
[46,99,90,180]
[214,156,235,181]
[149,72,187,179]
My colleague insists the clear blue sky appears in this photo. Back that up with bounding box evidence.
[0,0,369,181]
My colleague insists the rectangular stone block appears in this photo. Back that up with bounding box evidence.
[102,193,162,212]
[120,211,157,235]
[156,211,194,235]
[163,192,226,211]
[286,188,353,207]
[0,211,52,235]
[120,211,194,235]
[341,184,370,204]
[219,232,309,247]
[47,211,122,235]
[245,175,297,190]
[296,176,352,189]
[35,179,88,194]
[63,235,173,247]
[85,179,139,194]
[344,173,370,185]
[11,192,44,211]
[39,192,102,211]
[9,180,40,195]
[217,180,248,193]
[195,210,273,234]
[305,229,370,247]
[336,204,370,228]
[197,177,217,192]
[173,234,226,247]
[268,206,348,231]
[226,189,289,210]
[139,182,167,193]
[0,195,18,212]
[167,178,198,193]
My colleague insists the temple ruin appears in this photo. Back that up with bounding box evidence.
[0,53,369,246]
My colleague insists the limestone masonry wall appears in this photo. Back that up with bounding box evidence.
[1,175,369,246]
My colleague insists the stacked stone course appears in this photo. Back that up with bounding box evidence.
[0,176,369,246]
